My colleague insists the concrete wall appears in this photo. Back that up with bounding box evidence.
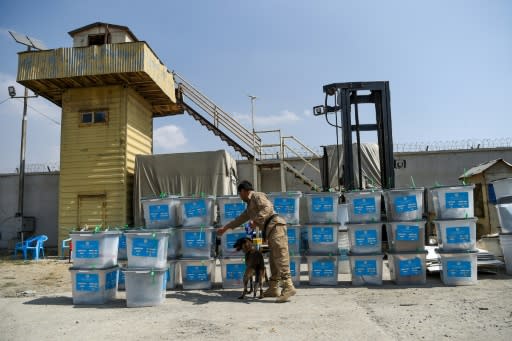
[0,173,59,249]
[237,158,322,193]
[237,147,512,193]
[394,148,512,188]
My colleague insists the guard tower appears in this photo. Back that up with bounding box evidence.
[15,22,182,246]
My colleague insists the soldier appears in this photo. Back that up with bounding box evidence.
[217,180,296,303]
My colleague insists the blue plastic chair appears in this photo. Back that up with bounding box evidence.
[13,235,48,260]
[13,236,37,260]
[31,235,48,260]
[61,238,72,260]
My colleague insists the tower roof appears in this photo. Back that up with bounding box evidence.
[68,22,138,41]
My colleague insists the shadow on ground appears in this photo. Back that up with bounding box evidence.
[169,289,276,305]
[23,296,126,309]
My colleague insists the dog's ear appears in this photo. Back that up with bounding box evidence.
[234,237,246,251]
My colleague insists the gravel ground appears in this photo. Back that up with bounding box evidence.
[1,258,511,341]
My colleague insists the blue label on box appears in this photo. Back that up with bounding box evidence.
[287,228,298,245]
[355,229,378,246]
[353,198,376,215]
[75,240,99,259]
[76,273,99,292]
[118,270,125,285]
[224,203,246,220]
[354,259,377,276]
[394,195,418,213]
[312,197,334,212]
[446,226,470,244]
[312,227,334,243]
[312,260,335,277]
[105,270,117,290]
[446,260,472,277]
[396,225,420,241]
[290,261,297,277]
[226,263,245,280]
[273,198,296,214]
[149,204,170,221]
[185,231,207,248]
[399,257,423,276]
[131,238,159,257]
[119,235,126,249]
[184,200,207,217]
[186,265,208,281]
[445,192,469,209]
[226,232,247,249]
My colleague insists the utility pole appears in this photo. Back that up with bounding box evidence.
[7,84,38,243]
[248,95,258,190]
[8,31,45,243]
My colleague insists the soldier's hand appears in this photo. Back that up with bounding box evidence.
[217,226,228,236]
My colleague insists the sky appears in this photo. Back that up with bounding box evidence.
[0,0,510,173]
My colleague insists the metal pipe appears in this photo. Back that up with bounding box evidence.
[354,91,363,190]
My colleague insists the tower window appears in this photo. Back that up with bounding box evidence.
[94,111,107,123]
[80,111,108,125]
[81,112,93,123]
[88,34,110,46]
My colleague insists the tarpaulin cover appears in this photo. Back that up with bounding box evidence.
[322,144,381,189]
[133,150,238,226]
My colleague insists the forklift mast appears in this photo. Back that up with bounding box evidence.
[314,81,395,190]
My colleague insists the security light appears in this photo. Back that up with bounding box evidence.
[8,86,16,97]
[313,105,325,116]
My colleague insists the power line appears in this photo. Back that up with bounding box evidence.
[0,97,61,125]
[23,100,60,125]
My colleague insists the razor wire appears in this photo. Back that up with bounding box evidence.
[4,162,60,173]
[394,138,512,153]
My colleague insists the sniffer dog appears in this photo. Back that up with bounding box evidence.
[233,237,267,299]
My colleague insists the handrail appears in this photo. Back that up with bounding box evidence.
[173,72,261,154]
[281,136,321,175]
[282,136,321,158]
[180,82,257,149]
[284,145,321,173]
[255,129,281,134]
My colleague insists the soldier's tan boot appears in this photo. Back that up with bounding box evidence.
[275,278,296,303]
[262,280,280,298]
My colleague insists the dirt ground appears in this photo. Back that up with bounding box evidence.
[1,258,511,341]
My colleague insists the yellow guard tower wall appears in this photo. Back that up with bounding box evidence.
[16,24,181,250]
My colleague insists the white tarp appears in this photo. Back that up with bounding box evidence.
[133,150,238,226]
[323,143,381,190]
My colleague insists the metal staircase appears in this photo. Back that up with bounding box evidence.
[174,72,260,160]
[257,130,322,191]
[282,136,322,191]
[173,72,322,191]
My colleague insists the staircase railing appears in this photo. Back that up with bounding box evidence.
[281,135,322,177]
[173,72,261,157]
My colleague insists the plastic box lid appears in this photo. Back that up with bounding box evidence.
[69,265,119,271]
[121,267,167,273]
[70,231,121,236]
[435,248,478,254]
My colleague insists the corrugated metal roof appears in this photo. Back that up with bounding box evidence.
[16,42,181,116]
[458,158,512,178]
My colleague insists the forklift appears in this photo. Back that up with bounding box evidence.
[313,81,395,191]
